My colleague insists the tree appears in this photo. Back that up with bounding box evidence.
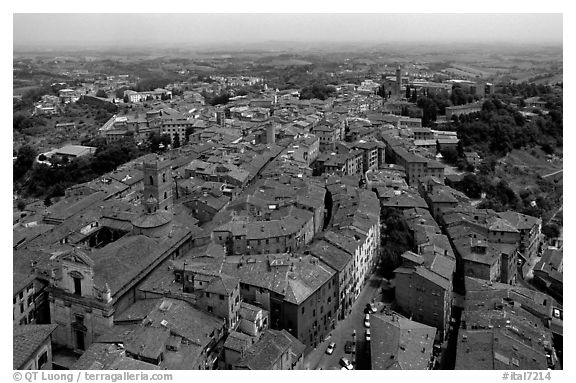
[149,133,172,152]
[96,89,108,98]
[380,208,413,276]
[44,196,52,207]
[417,97,438,126]
[299,84,337,101]
[173,134,181,149]
[17,200,26,211]
[542,223,560,239]
[185,126,194,143]
[440,147,459,165]
[13,145,37,180]
[405,85,411,99]
[13,114,34,132]
[459,174,483,199]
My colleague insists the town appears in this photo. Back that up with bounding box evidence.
[13,15,563,373]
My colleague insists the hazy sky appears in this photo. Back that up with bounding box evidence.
[13,13,563,49]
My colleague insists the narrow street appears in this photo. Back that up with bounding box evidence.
[303,272,388,370]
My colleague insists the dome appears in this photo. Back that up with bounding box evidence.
[131,209,172,229]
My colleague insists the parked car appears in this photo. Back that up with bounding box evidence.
[340,357,353,370]
[344,341,353,353]
[326,342,336,355]
[365,329,371,341]
[364,313,370,328]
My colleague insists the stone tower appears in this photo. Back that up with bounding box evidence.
[266,123,276,145]
[396,66,402,95]
[143,156,173,212]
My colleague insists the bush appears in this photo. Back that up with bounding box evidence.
[16,200,26,211]
[542,223,560,239]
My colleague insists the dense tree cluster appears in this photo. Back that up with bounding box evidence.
[18,140,144,199]
[499,83,555,98]
[135,78,173,92]
[148,133,172,152]
[201,91,231,106]
[380,208,413,277]
[450,84,479,106]
[452,96,562,158]
[299,83,337,101]
[13,114,44,132]
[13,145,37,181]
[417,97,438,126]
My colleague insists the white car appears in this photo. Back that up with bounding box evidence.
[364,313,370,328]
[340,357,353,370]
[326,342,336,355]
[365,329,371,341]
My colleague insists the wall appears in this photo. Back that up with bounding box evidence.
[20,339,54,370]
[394,271,451,338]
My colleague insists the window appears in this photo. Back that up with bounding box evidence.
[206,292,210,298]
[162,173,166,183]
[207,306,213,313]
[75,314,84,324]
[27,295,33,306]
[37,351,48,370]
[73,277,82,296]
[301,307,305,315]
[219,294,225,301]
[149,176,154,186]
[20,303,24,313]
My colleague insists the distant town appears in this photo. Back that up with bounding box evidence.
[13,40,563,371]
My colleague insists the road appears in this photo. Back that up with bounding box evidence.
[303,272,389,370]
[541,169,563,178]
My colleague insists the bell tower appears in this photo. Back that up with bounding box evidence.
[143,156,173,212]
[396,66,402,95]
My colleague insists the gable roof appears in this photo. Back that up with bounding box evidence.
[13,324,58,369]
[370,314,436,370]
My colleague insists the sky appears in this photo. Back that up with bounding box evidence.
[13,13,563,49]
